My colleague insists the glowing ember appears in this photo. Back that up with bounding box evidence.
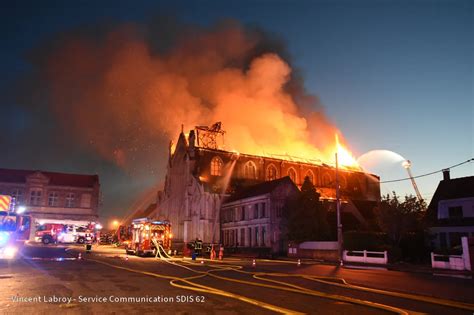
[335,134,359,168]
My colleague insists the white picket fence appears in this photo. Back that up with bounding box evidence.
[343,250,388,265]
[431,236,472,271]
[431,253,466,270]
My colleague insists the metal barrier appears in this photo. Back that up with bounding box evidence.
[343,250,388,265]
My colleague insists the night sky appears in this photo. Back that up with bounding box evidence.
[1,0,472,223]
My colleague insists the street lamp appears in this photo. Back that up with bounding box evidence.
[335,153,343,266]
[16,206,26,214]
[112,220,119,227]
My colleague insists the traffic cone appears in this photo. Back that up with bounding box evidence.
[252,259,256,267]
[78,253,82,260]
[297,259,301,267]
[200,259,204,264]
[125,255,129,261]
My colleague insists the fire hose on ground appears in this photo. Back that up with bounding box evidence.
[88,244,474,314]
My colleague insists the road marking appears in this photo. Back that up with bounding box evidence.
[154,252,407,315]
[80,247,474,313]
[202,266,408,315]
[87,258,302,315]
[301,275,474,312]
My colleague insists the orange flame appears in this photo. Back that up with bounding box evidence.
[335,134,359,168]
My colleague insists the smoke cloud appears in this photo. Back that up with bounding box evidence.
[24,18,345,172]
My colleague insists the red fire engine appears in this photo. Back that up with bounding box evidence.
[125,218,172,256]
[0,210,31,259]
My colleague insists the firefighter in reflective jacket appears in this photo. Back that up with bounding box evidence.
[194,238,203,256]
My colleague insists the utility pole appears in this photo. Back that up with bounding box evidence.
[335,153,343,266]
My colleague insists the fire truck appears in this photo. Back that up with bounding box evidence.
[35,221,97,245]
[0,210,31,259]
[125,218,172,256]
[114,225,132,246]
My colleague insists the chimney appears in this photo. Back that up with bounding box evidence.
[442,169,450,181]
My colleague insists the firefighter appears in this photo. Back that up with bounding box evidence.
[194,238,203,256]
[210,244,216,260]
[218,244,224,260]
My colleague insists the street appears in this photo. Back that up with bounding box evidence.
[0,243,473,314]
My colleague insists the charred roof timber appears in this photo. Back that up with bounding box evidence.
[195,122,226,150]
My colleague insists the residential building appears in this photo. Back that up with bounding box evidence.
[428,170,474,248]
[221,177,299,254]
[0,169,100,235]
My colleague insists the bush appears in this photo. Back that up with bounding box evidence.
[343,230,389,251]
[399,231,431,263]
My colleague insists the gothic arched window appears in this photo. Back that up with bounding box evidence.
[244,161,257,179]
[339,174,348,189]
[266,164,278,181]
[305,170,315,185]
[288,168,297,183]
[322,173,332,187]
[210,156,223,176]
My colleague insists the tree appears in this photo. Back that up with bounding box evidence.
[377,192,427,246]
[285,177,330,243]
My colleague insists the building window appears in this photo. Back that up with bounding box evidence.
[48,192,59,207]
[266,164,278,181]
[210,156,223,176]
[11,189,23,205]
[248,228,252,247]
[240,228,245,247]
[243,161,257,179]
[305,170,315,184]
[30,190,42,206]
[322,173,332,187]
[260,203,266,218]
[261,226,266,247]
[275,200,284,218]
[288,168,297,183]
[80,193,91,208]
[448,206,463,219]
[439,232,447,248]
[253,204,258,219]
[339,174,348,189]
[240,207,245,221]
[255,227,259,247]
[65,193,76,208]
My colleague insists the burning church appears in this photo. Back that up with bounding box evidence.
[149,123,381,250]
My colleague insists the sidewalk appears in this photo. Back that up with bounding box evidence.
[226,252,474,277]
[70,244,474,277]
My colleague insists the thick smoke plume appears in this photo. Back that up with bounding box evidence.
[27,19,344,171]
